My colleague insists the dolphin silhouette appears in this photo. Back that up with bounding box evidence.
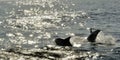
[55,28,101,46]
[87,28,101,42]
[55,37,72,46]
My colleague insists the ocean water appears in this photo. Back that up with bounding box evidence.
[0,0,120,60]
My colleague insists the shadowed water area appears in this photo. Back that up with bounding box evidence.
[0,0,120,60]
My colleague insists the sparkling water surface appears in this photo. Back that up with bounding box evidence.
[0,0,120,60]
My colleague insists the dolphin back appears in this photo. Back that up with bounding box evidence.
[55,37,72,46]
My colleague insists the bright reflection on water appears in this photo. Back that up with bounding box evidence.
[0,0,120,60]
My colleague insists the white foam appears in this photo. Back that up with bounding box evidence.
[72,44,82,47]
[70,36,88,47]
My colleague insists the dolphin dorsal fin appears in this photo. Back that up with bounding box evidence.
[87,30,101,42]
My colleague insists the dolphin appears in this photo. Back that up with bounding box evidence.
[54,28,101,46]
[55,37,72,46]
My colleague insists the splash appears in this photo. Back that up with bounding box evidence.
[96,31,116,45]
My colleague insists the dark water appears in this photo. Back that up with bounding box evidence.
[0,0,120,60]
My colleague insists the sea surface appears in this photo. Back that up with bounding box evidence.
[0,0,120,60]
